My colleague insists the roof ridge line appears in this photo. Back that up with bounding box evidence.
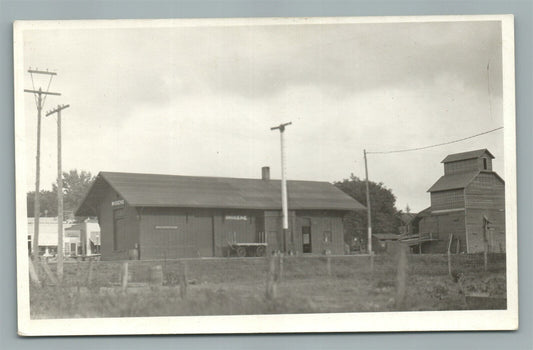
[98,171,333,184]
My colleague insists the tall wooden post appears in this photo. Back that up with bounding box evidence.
[364,150,372,257]
[395,244,408,309]
[33,90,42,256]
[271,122,292,253]
[24,68,60,257]
[266,252,278,300]
[447,233,454,276]
[483,216,489,271]
[57,108,64,280]
[46,104,69,281]
[121,262,129,293]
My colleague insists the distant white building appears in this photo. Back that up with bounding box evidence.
[65,219,101,256]
[27,217,100,256]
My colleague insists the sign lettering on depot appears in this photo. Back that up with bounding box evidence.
[111,199,125,208]
[225,215,247,221]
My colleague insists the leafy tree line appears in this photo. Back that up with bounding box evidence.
[27,169,95,220]
[335,174,404,248]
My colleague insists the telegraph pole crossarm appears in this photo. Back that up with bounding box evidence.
[270,122,292,132]
[45,104,70,117]
[28,69,57,76]
[45,104,70,281]
[24,89,61,96]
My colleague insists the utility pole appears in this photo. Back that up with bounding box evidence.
[24,68,60,258]
[364,149,372,256]
[46,104,69,281]
[271,122,292,253]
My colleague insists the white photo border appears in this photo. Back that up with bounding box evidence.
[14,14,518,336]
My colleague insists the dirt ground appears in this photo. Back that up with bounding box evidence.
[28,253,507,318]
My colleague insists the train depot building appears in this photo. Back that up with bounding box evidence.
[76,168,365,260]
[415,149,506,254]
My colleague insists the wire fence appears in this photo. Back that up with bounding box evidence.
[28,252,507,318]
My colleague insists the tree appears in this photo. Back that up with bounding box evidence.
[26,190,57,217]
[54,169,95,214]
[335,174,402,246]
[27,169,95,219]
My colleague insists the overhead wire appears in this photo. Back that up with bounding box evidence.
[41,74,54,106]
[366,127,503,155]
[30,71,38,107]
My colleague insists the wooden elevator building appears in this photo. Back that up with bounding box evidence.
[417,149,506,253]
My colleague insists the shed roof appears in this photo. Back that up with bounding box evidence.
[427,171,480,192]
[65,224,82,231]
[373,233,401,241]
[76,171,366,216]
[427,170,504,192]
[414,206,432,218]
[441,149,494,163]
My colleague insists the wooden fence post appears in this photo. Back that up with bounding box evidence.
[86,259,94,286]
[28,258,40,286]
[76,259,82,294]
[150,265,163,286]
[447,234,454,276]
[278,252,284,282]
[266,252,277,300]
[179,261,188,299]
[395,244,408,309]
[41,259,59,285]
[121,262,129,293]
[484,249,488,271]
[483,215,489,272]
[326,252,332,277]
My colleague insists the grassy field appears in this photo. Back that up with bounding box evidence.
[29,253,507,319]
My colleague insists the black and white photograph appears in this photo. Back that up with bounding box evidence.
[14,15,517,335]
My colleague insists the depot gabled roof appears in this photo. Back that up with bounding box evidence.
[76,171,366,216]
[441,149,494,163]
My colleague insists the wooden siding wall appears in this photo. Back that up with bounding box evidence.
[444,158,492,175]
[100,204,350,259]
[139,208,259,259]
[98,189,140,261]
[430,189,465,211]
[294,211,345,255]
[213,210,257,256]
[465,173,505,209]
[264,210,346,255]
[444,159,480,175]
[478,157,493,171]
[264,210,284,253]
[139,208,193,259]
[418,212,466,253]
[465,173,506,253]
[418,215,437,238]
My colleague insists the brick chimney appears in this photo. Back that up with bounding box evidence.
[261,166,270,181]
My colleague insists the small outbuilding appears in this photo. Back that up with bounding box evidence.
[372,233,401,253]
[417,149,506,253]
[75,168,365,260]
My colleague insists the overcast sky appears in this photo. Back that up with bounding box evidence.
[21,19,504,212]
